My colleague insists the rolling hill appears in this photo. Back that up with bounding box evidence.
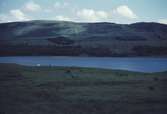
[0,20,167,56]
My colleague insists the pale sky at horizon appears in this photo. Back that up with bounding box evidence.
[0,0,167,24]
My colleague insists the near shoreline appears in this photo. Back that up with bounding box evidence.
[0,63,167,114]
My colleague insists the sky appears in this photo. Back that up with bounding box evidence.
[0,0,167,24]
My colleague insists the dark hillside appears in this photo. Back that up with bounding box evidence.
[0,20,167,56]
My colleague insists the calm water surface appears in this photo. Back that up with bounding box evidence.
[0,56,167,73]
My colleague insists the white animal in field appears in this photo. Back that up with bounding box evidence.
[37,64,41,67]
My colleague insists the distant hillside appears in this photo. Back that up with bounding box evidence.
[0,20,167,56]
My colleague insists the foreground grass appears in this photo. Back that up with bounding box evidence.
[0,63,167,114]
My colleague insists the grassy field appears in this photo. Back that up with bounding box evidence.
[0,63,167,114]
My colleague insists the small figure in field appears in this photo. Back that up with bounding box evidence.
[66,69,75,78]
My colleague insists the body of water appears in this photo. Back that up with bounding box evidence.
[0,56,167,73]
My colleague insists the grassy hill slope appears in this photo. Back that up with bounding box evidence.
[0,20,167,56]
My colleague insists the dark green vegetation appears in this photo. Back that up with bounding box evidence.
[0,20,167,56]
[0,63,167,114]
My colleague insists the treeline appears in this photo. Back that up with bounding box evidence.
[0,45,82,56]
[133,46,167,56]
[0,45,167,56]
